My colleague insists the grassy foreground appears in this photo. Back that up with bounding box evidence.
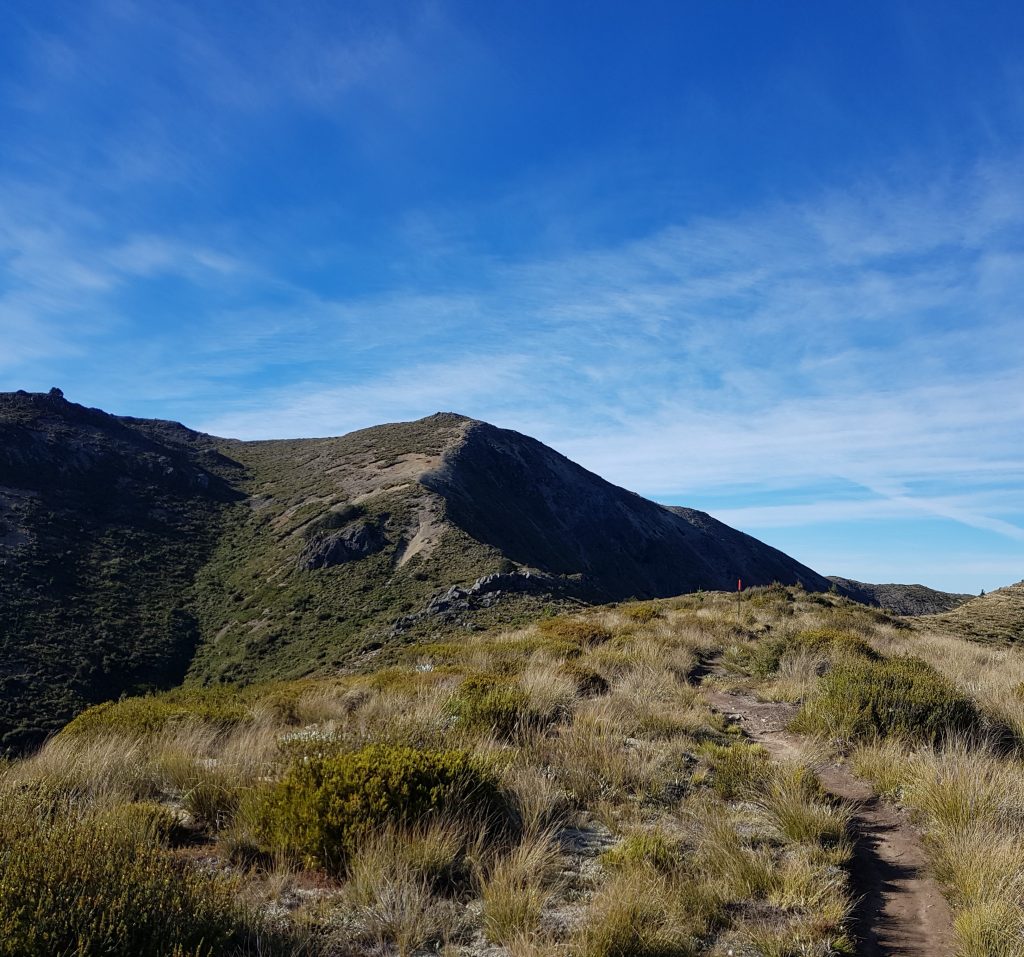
[2,584,1022,955]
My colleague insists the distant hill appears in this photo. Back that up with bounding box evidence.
[827,576,973,616]
[918,581,1024,643]
[1,389,830,750]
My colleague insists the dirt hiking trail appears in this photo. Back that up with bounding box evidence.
[704,686,956,957]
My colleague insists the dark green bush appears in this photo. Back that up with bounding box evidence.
[792,655,984,744]
[447,673,531,737]
[255,744,506,872]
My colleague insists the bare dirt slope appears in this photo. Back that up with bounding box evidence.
[704,686,955,957]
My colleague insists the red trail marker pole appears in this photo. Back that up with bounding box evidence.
[737,578,742,621]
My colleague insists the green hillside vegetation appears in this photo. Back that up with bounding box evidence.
[187,430,524,687]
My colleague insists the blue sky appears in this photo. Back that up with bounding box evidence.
[2,1,1023,593]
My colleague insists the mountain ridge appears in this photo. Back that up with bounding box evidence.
[0,389,883,749]
[826,576,974,616]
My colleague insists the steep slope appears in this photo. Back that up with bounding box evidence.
[1,392,834,747]
[423,421,830,598]
[918,581,1024,643]
[827,576,973,616]
[0,389,241,751]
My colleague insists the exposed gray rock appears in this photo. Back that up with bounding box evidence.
[389,570,562,633]
[299,520,387,570]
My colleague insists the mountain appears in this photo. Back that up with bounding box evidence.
[1,389,829,750]
[918,581,1024,643]
[826,576,973,616]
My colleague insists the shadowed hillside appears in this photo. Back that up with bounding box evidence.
[0,389,242,751]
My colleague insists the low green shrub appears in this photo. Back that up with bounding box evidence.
[254,744,507,872]
[61,688,252,737]
[93,800,190,846]
[795,629,879,660]
[621,602,662,624]
[792,655,984,744]
[447,673,563,737]
[0,799,255,956]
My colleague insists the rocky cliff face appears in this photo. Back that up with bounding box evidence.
[1,393,832,751]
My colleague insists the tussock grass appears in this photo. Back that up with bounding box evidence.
[476,830,563,943]
[765,645,827,702]
[1,589,879,955]
[696,740,770,800]
[754,762,850,846]
[576,867,706,957]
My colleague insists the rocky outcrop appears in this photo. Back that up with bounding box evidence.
[390,569,563,633]
[298,520,388,569]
